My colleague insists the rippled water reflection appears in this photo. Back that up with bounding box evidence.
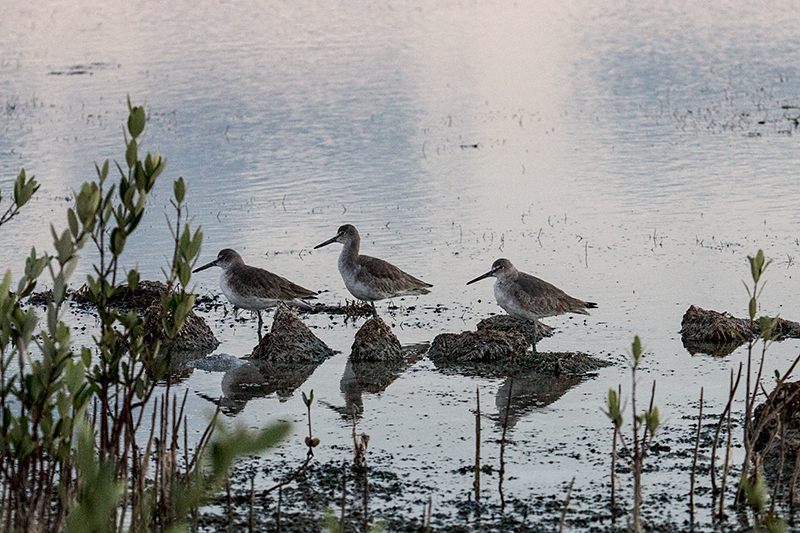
[4,0,800,528]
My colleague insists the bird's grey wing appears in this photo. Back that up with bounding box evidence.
[515,272,590,316]
[358,255,432,293]
[245,266,317,300]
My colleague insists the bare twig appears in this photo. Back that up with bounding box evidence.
[690,387,704,523]
[558,477,575,533]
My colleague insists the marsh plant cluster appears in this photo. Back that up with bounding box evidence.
[0,100,288,532]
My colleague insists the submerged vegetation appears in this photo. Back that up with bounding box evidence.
[3,99,800,532]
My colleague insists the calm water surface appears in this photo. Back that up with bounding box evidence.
[3,0,800,528]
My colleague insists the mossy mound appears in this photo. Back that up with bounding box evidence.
[252,303,334,362]
[428,329,529,363]
[350,316,402,362]
[476,315,553,344]
[680,305,800,356]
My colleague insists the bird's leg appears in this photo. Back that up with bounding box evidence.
[370,301,378,317]
[532,320,538,353]
[257,310,263,341]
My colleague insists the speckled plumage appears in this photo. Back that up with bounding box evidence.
[467,258,596,351]
[314,224,432,303]
[194,248,316,338]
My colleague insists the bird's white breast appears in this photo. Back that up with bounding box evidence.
[338,254,376,301]
[494,280,537,320]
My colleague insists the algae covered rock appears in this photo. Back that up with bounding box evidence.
[680,305,800,356]
[143,301,219,356]
[350,316,402,362]
[252,303,334,362]
[428,329,529,363]
[476,315,553,345]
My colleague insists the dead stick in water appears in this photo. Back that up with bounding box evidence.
[611,384,620,512]
[474,386,481,502]
[277,484,282,533]
[226,479,233,533]
[558,477,575,533]
[690,387,704,523]
[340,462,347,531]
[425,495,432,532]
[711,365,741,493]
[719,390,734,520]
[248,475,255,533]
[499,377,514,509]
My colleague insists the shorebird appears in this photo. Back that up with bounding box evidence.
[314,224,432,311]
[193,249,317,339]
[466,258,596,352]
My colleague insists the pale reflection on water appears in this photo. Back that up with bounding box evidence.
[3,0,800,526]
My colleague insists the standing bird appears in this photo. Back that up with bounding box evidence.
[193,249,317,339]
[314,224,432,311]
[466,258,596,352]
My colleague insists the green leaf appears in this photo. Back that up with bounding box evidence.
[128,105,146,139]
[67,208,79,238]
[174,177,186,204]
[127,269,140,291]
[645,406,660,435]
[125,139,138,169]
[303,389,314,407]
[13,169,38,208]
[110,228,126,256]
[630,335,643,368]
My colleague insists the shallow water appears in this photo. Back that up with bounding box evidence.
[4,0,800,529]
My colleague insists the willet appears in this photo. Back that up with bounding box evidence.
[313,224,432,311]
[193,248,317,339]
[466,258,596,352]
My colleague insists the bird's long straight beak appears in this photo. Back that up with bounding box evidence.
[466,270,493,285]
[193,259,218,273]
[314,236,338,249]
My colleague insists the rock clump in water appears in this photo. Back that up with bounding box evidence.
[428,317,608,376]
[476,315,553,345]
[428,329,529,363]
[252,303,334,362]
[752,381,800,463]
[680,305,800,356]
[350,316,402,362]
[143,301,219,356]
